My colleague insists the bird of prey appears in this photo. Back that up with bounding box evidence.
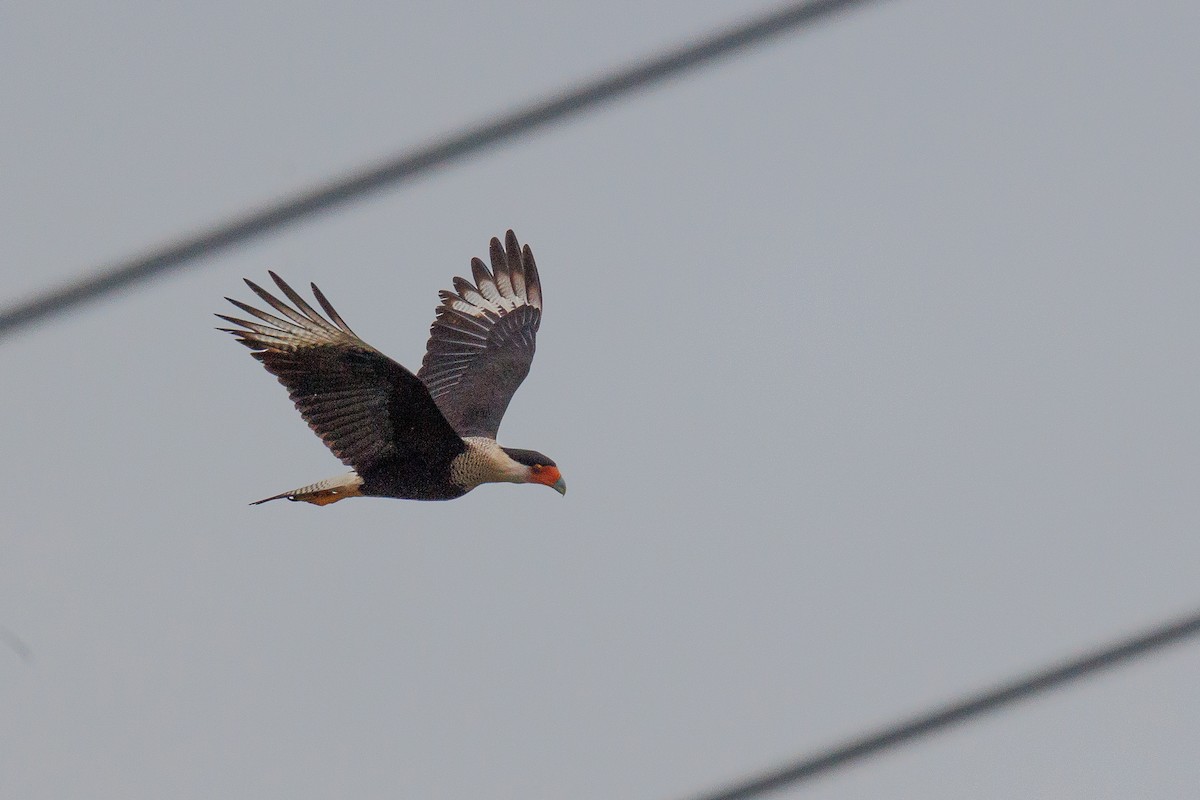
[218,230,565,506]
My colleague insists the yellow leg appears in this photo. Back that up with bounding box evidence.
[295,488,351,506]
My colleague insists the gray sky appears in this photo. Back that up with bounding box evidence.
[3,2,1199,798]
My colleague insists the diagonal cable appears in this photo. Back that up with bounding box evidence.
[0,0,886,339]
[683,607,1200,800]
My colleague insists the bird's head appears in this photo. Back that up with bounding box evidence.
[502,448,566,495]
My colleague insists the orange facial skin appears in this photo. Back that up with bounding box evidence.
[529,464,566,494]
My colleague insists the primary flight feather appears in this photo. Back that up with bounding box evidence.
[217,230,565,505]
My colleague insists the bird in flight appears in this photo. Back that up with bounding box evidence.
[217,230,565,506]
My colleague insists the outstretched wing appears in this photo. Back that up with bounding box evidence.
[417,230,543,439]
[218,272,464,474]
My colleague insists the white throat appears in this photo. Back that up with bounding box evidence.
[449,437,530,489]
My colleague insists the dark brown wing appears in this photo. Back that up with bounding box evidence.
[218,272,464,474]
[417,230,543,439]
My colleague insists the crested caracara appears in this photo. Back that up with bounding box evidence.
[218,230,565,505]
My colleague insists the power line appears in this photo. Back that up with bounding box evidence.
[682,607,1200,800]
[0,0,886,339]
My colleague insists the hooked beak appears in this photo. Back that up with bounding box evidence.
[532,465,566,496]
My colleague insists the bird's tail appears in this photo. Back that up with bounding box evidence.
[251,472,364,506]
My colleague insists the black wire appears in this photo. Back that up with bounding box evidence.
[0,0,886,339]
[683,608,1200,800]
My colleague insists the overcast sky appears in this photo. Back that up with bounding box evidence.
[3,2,1199,798]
